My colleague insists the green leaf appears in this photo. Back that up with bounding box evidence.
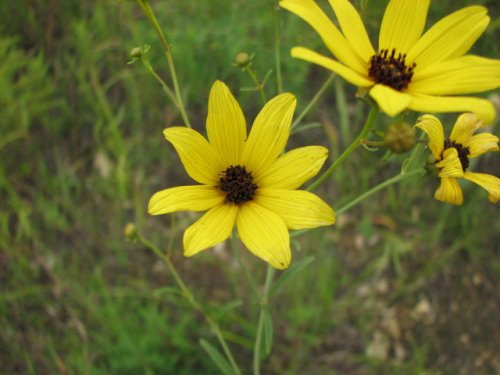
[214,299,243,320]
[270,256,315,296]
[199,339,234,375]
[263,310,273,355]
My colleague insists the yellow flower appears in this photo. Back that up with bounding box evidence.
[148,81,335,269]
[280,0,500,123]
[416,113,500,205]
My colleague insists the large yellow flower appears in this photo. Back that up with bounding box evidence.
[416,113,499,205]
[148,81,335,269]
[280,0,500,123]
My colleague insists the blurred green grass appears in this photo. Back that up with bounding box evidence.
[1,0,499,374]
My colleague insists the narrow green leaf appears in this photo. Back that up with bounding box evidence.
[199,339,234,375]
[263,310,273,355]
[214,299,243,320]
[270,256,315,296]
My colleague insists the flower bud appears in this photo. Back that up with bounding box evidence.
[124,223,138,241]
[235,52,251,68]
[384,122,416,153]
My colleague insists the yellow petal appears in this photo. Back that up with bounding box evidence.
[183,203,238,257]
[369,84,412,117]
[410,56,500,95]
[206,80,247,166]
[148,185,225,215]
[236,202,290,270]
[379,0,430,54]
[465,133,499,158]
[449,113,481,146]
[279,0,366,73]
[415,114,444,160]
[291,47,372,87]
[164,127,222,185]
[407,6,489,68]
[242,93,296,178]
[408,94,496,124]
[434,177,463,205]
[255,189,335,230]
[463,171,500,203]
[327,0,375,62]
[255,146,328,189]
[436,148,464,178]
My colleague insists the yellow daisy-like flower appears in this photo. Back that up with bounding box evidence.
[148,81,335,269]
[280,0,500,123]
[416,113,500,205]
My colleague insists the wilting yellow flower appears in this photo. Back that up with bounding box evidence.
[148,81,335,269]
[280,0,500,122]
[416,113,499,205]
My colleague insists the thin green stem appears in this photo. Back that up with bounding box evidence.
[140,58,178,107]
[245,65,267,104]
[253,265,275,375]
[273,2,283,94]
[136,0,191,128]
[137,233,242,375]
[307,105,379,191]
[230,233,260,298]
[291,73,335,130]
[336,169,425,215]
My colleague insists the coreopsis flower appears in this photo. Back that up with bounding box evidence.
[416,113,499,205]
[280,0,500,122]
[148,81,335,269]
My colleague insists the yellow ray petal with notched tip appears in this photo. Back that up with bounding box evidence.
[369,84,412,117]
[465,133,499,158]
[436,148,464,178]
[148,185,225,215]
[379,0,430,54]
[415,115,445,160]
[255,189,335,230]
[410,56,500,95]
[434,177,463,205]
[449,113,481,146]
[408,94,496,124]
[279,0,366,74]
[255,146,328,189]
[183,203,238,257]
[206,80,247,166]
[407,6,489,68]
[327,0,374,62]
[236,202,291,270]
[242,93,296,178]
[463,172,500,203]
[164,127,223,185]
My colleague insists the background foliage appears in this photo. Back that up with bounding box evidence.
[1,0,499,374]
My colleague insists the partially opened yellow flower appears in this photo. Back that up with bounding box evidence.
[416,113,499,205]
[148,81,335,269]
[280,0,500,122]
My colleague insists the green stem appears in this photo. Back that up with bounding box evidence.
[230,233,259,298]
[336,169,425,215]
[136,0,191,128]
[307,104,379,191]
[291,73,335,131]
[253,265,275,375]
[245,65,267,104]
[137,233,242,375]
[273,2,283,94]
[140,58,178,107]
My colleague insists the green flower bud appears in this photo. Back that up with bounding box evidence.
[124,223,138,241]
[384,122,416,153]
[235,52,251,68]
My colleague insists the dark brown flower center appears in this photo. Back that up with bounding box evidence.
[444,139,470,171]
[219,165,257,204]
[368,48,416,91]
